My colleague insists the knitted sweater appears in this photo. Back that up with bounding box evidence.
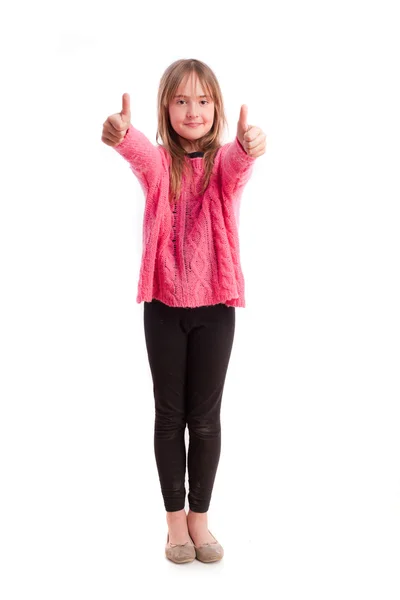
[114,124,256,308]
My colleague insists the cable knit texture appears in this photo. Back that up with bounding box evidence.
[114,125,256,308]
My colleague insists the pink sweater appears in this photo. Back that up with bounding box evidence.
[114,125,256,308]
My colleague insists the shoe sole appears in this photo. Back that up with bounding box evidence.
[165,555,196,564]
[195,555,223,563]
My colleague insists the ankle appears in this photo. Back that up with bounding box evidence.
[188,509,208,521]
[166,509,186,521]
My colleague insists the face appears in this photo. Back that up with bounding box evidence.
[168,72,215,152]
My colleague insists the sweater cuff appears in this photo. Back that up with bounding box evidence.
[114,124,134,154]
[235,135,257,164]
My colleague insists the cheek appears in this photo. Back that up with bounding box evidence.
[205,108,215,126]
[170,107,184,125]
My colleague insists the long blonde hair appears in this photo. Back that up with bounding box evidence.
[155,59,228,205]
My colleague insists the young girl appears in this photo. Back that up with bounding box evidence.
[101,58,266,563]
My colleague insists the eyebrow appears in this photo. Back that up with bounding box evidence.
[174,94,211,99]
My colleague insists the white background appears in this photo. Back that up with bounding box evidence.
[1,0,399,598]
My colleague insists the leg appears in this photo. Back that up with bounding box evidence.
[143,300,188,512]
[185,303,235,542]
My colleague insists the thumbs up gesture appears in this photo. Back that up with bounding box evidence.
[237,105,266,158]
[101,93,132,147]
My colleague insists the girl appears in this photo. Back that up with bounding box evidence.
[101,58,266,563]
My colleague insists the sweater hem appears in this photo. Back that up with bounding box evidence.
[137,291,245,308]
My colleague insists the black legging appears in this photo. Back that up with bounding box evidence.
[143,299,236,513]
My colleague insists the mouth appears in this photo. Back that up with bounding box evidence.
[185,123,203,127]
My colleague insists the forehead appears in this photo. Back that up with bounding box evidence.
[175,72,211,97]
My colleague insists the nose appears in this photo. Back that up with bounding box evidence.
[186,101,199,118]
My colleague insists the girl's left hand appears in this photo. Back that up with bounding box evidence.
[237,105,267,158]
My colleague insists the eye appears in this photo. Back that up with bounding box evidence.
[176,100,209,105]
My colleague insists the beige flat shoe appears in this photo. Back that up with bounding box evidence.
[165,533,196,564]
[193,530,224,563]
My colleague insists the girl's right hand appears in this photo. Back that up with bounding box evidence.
[101,93,131,147]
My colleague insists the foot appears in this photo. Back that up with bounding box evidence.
[187,509,218,547]
[166,509,192,546]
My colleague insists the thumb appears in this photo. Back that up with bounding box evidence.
[120,93,131,125]
[238,104,249,134]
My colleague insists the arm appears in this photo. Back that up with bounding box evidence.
[219,135,256,197]
[113,125,163,193]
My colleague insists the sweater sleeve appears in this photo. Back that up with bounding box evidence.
[220,136,256,197]
[113,124,163,194]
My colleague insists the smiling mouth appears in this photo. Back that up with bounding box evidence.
[185,123,202,126]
